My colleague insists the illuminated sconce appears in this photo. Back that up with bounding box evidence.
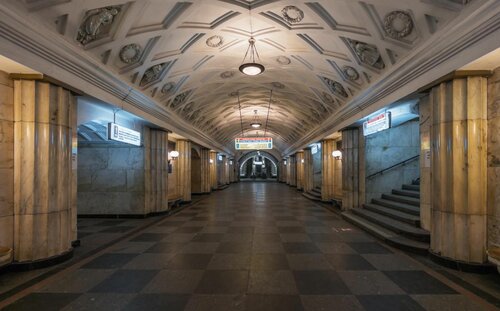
[209,159,214,164]
[301,159,305,164]
[169,150,179,158]
[284,160,287,166]
[229,160,233,165]
[332,150,342,160]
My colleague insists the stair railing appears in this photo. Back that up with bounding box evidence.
[366,155,420,180]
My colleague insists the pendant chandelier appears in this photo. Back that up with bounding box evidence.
[250,110,261,128]
[239,8,265,76]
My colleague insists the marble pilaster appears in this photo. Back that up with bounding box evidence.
[13,79,76,262]
[144,128,169,213]
[321,139,335,201]
[429,76,488,264]
[200,148,211,193]
[303,148,313,192]
[419,95,432,231]
[209,151,217,190]
[342,128,365,210]
[176,140,192,202]
[296,152,304,191]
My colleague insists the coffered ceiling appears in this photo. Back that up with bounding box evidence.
[3,0,477,153]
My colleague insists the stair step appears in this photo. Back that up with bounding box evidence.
[302,192,322,202]
[392,189,420,199]
[371,198,420,216]
[352,208,430,242]
[363,203,420,226]
[382,194,420,207]
[402,184,420,191]
[342,211,429,254]
[311,188,322,195]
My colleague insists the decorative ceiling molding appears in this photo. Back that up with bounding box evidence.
[128,2,192,36]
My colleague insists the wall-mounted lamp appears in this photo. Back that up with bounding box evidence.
[169,150,179,159]
[301,159,305,164]
[229,160,233,165]
[284,160,287,166]
[209,159,214,164]
[332,150,342,160]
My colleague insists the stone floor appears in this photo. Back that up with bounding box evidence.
[1,182,499,310]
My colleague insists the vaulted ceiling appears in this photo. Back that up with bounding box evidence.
[4,0,474,153]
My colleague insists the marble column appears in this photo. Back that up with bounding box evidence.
[0,71,14,266]
[303,148,313,192]
[430,76,488,264]
[289,156,297,187]
[342,128,365,210]
[296,152,304,191]
[209,151,217,190]
[419,96,432,231]
[322,139,335,201]
[487,67,500,250]
[144,128,169,213]
[200,148,211,193]
[13,79,77,262]
[176,140,192,202]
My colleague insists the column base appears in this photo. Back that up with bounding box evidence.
[6,249,74,272]
[429,250,496,274]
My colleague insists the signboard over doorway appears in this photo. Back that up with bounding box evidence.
[235,137,272,150]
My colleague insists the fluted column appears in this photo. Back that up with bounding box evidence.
[429,76,488,264]
[303,148,313,192]
[209,151,217,190]
[342,128,365,210]
[200,148,211,193]
[419,96,432,231]
[296,152,304,191]
[176,140,192,202]
[13,79,76,262]
[144,128,169,213]
[289,156,297,186]
[322,139,335,201]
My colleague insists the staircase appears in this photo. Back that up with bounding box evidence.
[342,180,430,254]
[302,186,322,202]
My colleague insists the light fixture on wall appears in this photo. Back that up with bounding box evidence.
[229,160,233,165]
[239,8,264,76]
[250,110,262,128]
[284,160,287,166]
[168,150,179,173]
[169,150,179,159]
[301,159,305,164]
[209,159,214,164]
[332,150,342,160]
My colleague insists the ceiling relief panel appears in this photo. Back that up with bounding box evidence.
[7,0,471,153]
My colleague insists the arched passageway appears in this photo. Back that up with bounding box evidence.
[238,151,278,180]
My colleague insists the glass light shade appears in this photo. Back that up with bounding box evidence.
[332,150,342,159]
[301,159,305,163]
[169,150,179,158]
[239,63,265,76]
[250,122,261,128]
[209,159,214,164]
[284,161,287,166]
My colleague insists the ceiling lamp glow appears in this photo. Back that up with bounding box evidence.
[250,110,262,128]
[239,37,265,76]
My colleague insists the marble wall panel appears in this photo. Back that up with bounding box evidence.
[488,67,500,248]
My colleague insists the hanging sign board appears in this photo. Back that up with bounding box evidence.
[363,112,391,136]
[235,137,272,150]
[108,122,141,146]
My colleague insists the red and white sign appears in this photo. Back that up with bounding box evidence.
[363,112,391,136]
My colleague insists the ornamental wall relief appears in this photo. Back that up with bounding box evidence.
[77,6,121,45]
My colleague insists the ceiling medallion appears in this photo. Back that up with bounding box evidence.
[276,56,291,65]
[343,66,360,81]
[119,43,141,64]
[77,6,121,45]
[384,11,414,39]
[140,63,165,86]
[322,92,335,104]
[220,71,235,79]
[272,82,285,89]
[161,82,175,94]
[239,37,265,76]
[281,6,304,24]
[322,77,348,98]
[206,35,224,48]
[347,39,385,70]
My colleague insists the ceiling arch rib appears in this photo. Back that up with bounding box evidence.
[5,0,472,154]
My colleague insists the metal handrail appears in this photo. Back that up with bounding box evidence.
[366,155,420,179]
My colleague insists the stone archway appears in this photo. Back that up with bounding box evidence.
[238,151,279,179]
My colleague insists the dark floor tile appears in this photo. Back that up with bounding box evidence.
[245,295,304,311]
[95,220,127,226]
[123,294,190,311]
[207,254,251,270]
[99,226,135,233]
[326,254,376,271]
[90,270,157,293]
[293,271,350,295]
[348,242,393,254]
[384,271,458,295]
[175,226,204,233]
[248,270,298,294]
[180,242,219,254]
[185,295,246,311]
[81,253,137,269]
[192,233,225,242]
[357,295,425,311]
[301,295,364,311]
[3,293,80,311]
[283,242,320,254]
[195,270,249,294]
[130,233,167,242]
[287,254,332,270]
[142,270,204,293]
[228,226,254,234]
[308,233,338,242]
[166,253,213,269]
[274,216,297,221]
[61,293,135,311]
[302,221,325,227]
[251,254,290,270]
[217,241,252,253]
[77,232,94,239]
[158,220,186,227]
[145,242,184,254]
[279,226,306,233]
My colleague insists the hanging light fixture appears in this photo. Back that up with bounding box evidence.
[250,110,261,128]
[239,8,264,76]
